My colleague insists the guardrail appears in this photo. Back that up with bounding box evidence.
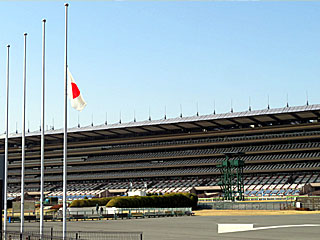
[1,230,143,240]
[4,207,193,223]
[53,231,143,240]
[1,230,73,240]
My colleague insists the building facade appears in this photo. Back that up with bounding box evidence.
[1,104,320,199]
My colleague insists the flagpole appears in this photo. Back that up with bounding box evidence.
[63,3,69,240]
[21,32,27,234]
[40,18,46,238]
[3,44,10,238]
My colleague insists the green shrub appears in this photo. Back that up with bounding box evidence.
[106,193,198,208]
[69,197,113,208]
[70,194,198,208]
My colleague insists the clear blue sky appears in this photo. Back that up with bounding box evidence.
[0,1,320,134]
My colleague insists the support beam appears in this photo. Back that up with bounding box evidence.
[171,123,187,131]
[227,118,241,125]
[91,131,109,137]
[190,122,208,129]
[45,135,63,141]
[247,116,264,125]
[120,128,138,135]
[210,120,224,127]
[153,125,170,131]
[268,115,281,122]
[139,127,155,133]
[106,130,126,136]
[311,111,320,118]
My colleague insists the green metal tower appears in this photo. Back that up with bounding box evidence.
[217,152,245,201]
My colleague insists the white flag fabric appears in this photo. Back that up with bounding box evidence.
[67,68,87,111]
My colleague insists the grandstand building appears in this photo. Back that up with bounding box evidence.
[1,104,320,199]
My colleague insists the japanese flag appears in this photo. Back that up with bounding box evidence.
[67,68,87,111]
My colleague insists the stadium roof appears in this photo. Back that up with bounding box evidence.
[1,104,320,145]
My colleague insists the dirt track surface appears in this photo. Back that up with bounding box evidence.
[194,209,320,216]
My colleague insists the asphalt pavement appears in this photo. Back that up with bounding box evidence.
[7,214,320,240]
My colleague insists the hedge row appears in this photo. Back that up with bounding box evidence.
[106,193,198,208]
[69,197,113,208]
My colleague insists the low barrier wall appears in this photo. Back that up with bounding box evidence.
[199,196,297,202]
[296,197,320,210]
[69,207,192,215]
[5,207,193,223]
[198,201,295,210]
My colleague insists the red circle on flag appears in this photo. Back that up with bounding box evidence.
[71,82,80,99]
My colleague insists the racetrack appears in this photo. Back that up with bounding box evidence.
[7,213,320,240]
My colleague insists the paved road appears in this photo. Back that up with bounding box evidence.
[8,214,320,240]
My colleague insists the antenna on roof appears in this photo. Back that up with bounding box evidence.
[148,106,151,121]
[28,120,30,133]
[164,106,167,120]
[267,95,270,110]
[248,97,252,111]
[230,99,233,113]
[16,122,18,134]
[134,110,136,122]
[306,91,309,106]
[213,100,216,115]
[91,113,94,126]
[196,102,199,116]
[39,118,41,132]
[105,112,108,125]
[78,113,80,128]
[52,117,55,130]
[180,104,183,118]
[119,111,122,124]
[286,93,289,107]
